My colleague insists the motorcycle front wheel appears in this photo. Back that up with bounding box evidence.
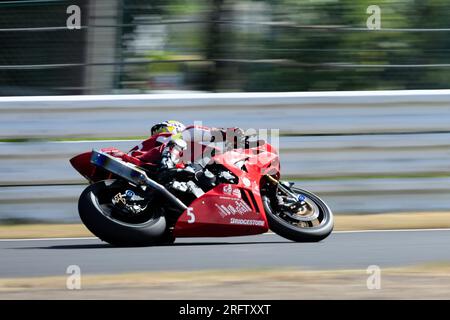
[78,179,170,246]
[262,187,333,242]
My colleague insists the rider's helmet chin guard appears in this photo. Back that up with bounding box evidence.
[151,120,186,136]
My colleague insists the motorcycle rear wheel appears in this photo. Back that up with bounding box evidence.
[78,179,168,247]
[263,187,333,242]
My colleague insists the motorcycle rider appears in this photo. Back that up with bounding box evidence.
[110,120,245,172]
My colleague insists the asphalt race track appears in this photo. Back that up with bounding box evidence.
[1,230,450,278]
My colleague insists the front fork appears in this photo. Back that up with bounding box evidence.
[265,174,306,206]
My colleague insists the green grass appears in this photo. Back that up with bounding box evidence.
[286,172,450,181]
[0,138,34,143]
[49,136,148,142]
[0,136,148,143]
[0,131,324,143]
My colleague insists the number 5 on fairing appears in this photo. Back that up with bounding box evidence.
[187,207,196,223]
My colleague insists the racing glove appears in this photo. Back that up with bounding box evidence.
[159,138,187,170]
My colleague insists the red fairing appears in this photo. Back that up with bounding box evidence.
[174,139,279,237]
[70,151,97,181]
[70,148,128,182]
[174,184,268,237]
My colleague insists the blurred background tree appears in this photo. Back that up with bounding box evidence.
[1,0,450,94]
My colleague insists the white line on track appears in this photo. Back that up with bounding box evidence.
[0,228,450,242]
[333,228,450,233]
[0,237,97,242]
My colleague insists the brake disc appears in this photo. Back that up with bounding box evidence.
[283,196,320,222]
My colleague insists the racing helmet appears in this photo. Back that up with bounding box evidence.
[151,120,186,136]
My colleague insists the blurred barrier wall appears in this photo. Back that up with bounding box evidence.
[1,90,450,222]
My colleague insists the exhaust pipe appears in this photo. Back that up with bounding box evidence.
[90,150,188,212]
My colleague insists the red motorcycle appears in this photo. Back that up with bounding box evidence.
[70,134,333,246]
